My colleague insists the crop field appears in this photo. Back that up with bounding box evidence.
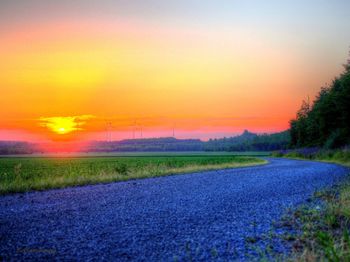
[0,154,266,194]
[1,151,271,158]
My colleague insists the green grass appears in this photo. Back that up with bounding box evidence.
[310,150,350,167]
[272,149,350,261]
[272,149,350,167]
[276,180,350,261]
[0,155,266,194]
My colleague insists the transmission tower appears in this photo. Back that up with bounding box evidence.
[172,122,176,138]
[105,121,113,142]
[131,120,137,139]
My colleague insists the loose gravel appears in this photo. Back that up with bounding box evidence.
[0,158,348,261]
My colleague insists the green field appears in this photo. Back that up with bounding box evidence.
[0,151,271,158]
[0,154,266,194]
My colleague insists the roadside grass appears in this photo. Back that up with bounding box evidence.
[0,155,266,194]
[309,150,350,167]
[275,179,350,261]
[272,148,350,167]
[272,149,350,261]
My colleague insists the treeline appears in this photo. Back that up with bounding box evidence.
[86,137,204,152]
[86,131,290,152]
[204,130,290,151]
[0,131,290,154]
[0,141,38,155]
[0,130,290,155]
[290,53,350,149]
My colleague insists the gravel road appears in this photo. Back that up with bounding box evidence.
[0,158,348,261]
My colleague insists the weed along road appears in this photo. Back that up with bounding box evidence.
[0,158,348,260]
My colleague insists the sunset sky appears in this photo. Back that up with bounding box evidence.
[1,0,350,143]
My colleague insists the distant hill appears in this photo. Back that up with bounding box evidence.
[0,130,291,154]
[85,130,290,152]
[0,141,39,155]
[85,137,204,152]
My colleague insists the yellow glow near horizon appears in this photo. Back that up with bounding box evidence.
[0,14,346,142]
[39,115,94,135]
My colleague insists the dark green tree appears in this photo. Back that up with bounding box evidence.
[290,50,350,148]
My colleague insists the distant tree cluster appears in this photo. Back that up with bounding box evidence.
[85,131,291,153]
[204,130,290,151]
[0,141,38,155]
[86,137,204,152]
[290,52,350,149]
[0,132,291,155]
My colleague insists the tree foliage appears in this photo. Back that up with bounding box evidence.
[290,52,350,148]
[204,130,290,151]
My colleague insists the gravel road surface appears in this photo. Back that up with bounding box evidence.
[0,158,348,261]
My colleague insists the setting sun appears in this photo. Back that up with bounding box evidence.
[0,0,349,143]
[39,115,94,135]
[1,1,350,261]
[57,127,67,134]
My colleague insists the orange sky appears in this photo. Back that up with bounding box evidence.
[0,1,349,142]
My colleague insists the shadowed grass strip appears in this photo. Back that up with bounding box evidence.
[272,148,350,167]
